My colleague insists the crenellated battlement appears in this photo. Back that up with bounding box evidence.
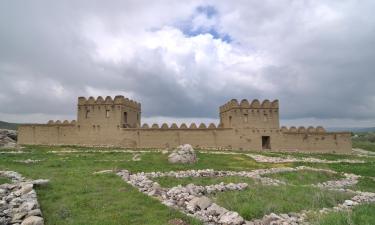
[219,99,280,129]
[280,126,326,133]
[219,99,279,113]
[47,120,76,125]
[138,123,220,129]
[78,95,141,110]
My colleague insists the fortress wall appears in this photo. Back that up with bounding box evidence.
[276,127,352,153]
[18,124,351,154]
[18,123,78,145]
[133,128,239,149]
[17,96,352,153]
[18,123,252,149]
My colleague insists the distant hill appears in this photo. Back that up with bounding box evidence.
[353,127,375,132]
[0,121,22,130]
[327,127,375,132]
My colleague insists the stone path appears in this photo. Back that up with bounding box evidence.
[0,171,48,225]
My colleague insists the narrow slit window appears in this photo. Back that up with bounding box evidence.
[244,114,248,123]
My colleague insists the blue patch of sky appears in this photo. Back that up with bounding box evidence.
[177,5,232,43]
[196,5,217,18]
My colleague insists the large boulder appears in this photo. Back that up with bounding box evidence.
[168,144,197,164]
[0,129,17,148]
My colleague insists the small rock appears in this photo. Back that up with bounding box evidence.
[168,144,197,164]
[132,153,141,161]
[21,216,44,225]
[262,213,281,225]
[93,170,113,175]
[27,209,42,217]
[344,200,354,207]
[168,218,189,225]
[19,201,37,212]
[12,212,27,221]
[206,203,228,216]
[219,211,244,225]
[20,183,33,195]
[195,196,212,210]
[31,179,49,186]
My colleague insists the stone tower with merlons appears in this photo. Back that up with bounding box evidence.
[77,95,141,130]
[219,99,279,129]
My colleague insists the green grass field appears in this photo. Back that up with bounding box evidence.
[0,145,374,225]
[310,204,375,225]
[264,169,344,185]
[212,185,353,220]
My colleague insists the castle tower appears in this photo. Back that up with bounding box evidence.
[77,95,141,129]
[219,99,279,129]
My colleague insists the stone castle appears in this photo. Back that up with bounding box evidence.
[18,96,352,153]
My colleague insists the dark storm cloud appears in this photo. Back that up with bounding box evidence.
[0,0,374,126]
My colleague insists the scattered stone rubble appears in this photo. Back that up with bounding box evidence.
[247,154,365,164]
[0,171,48,225]
[168,144,197,164]
[315,173,360,190]
[0,129,17,148]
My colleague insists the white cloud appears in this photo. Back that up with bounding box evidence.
[84,86,136,100]
[0,0,374,128]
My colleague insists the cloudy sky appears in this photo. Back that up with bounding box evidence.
[1,0,375,128]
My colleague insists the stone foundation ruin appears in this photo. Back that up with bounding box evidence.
[116,167,375,225]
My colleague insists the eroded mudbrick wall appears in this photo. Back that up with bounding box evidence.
[18,96,352,153]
